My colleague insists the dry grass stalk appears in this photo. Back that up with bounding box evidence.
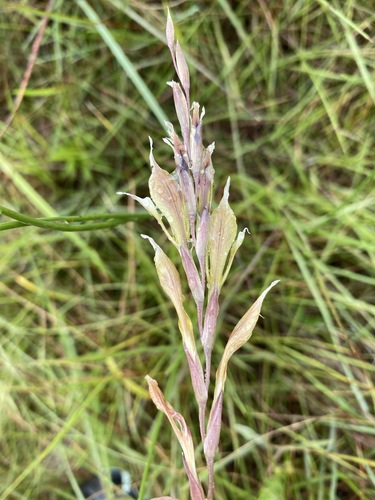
[121,10,279,499]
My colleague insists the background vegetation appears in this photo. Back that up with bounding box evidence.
[1,1,374,498]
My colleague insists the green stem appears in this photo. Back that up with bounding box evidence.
[0,205,149,232]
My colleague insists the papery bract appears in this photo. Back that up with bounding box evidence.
[146,376,200,486]
[175,39,190,106]
[167,80,190,155]
[179,246,204,308]
[214,280,280,399]
[197,143,215,214]
[207,178,237,293]
[142,235,195,354]
[182,455,205,500]
[142,236,206,409]
[190,102,204,187]
[164,122,196,238]
[148,139,189,248]
[166,9,176,66]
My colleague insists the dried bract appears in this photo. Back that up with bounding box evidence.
[145,375,204,500]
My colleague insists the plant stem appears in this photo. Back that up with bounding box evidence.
[207,458,215,500]
[199,403,206,442]
[205,351,212,391]
[0,205,149,232]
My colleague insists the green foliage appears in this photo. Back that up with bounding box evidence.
[1,1,374,499]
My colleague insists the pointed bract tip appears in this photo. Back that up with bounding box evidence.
[223,177,231,199]
[141,234,159,251]
[162,137,173,149]
[166,9,174,38]
[207,142,215,153]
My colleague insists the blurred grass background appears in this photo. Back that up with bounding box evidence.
[1,1,374,499]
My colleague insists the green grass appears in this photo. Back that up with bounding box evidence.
[1,1,374,499]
